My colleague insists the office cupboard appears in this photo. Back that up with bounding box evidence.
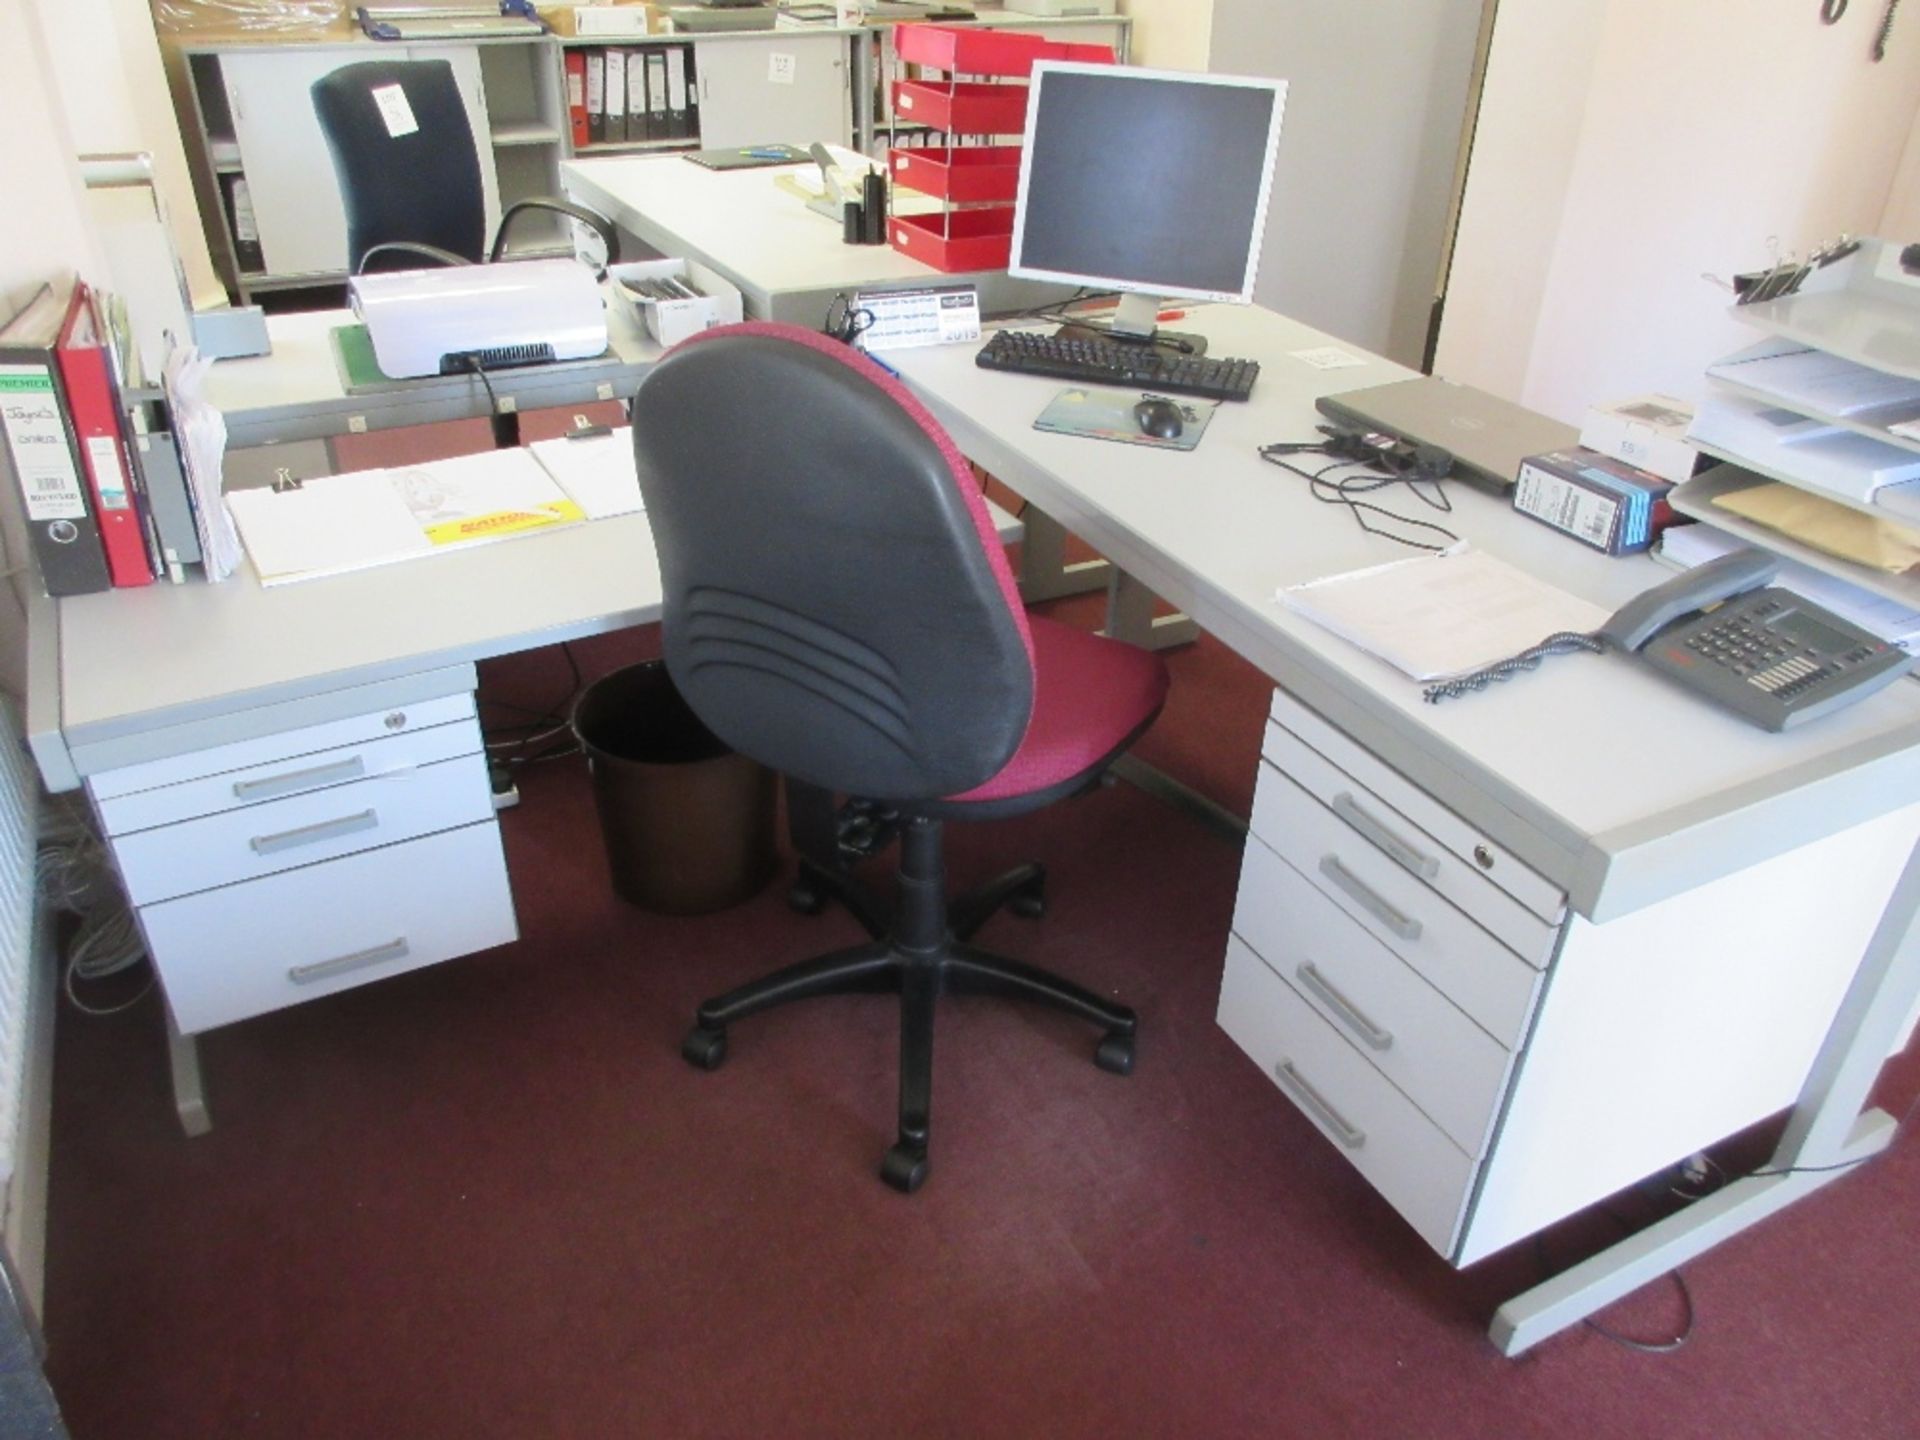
[185,38,542,299]
[178,19,1129,303]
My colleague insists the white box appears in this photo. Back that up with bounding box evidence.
[608,257,744,348]
[1579,394,1705,484]
[573,6,655,35]
[1000,0,1117,15]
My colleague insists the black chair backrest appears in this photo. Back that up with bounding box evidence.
[311,60,486,272]
[632,323,1036,804]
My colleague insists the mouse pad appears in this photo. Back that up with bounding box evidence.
[1032,385,1218,452]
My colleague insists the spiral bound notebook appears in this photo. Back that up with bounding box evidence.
[1032,386,1218,452]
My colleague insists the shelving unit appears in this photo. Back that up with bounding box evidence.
[179,36,568,300]
[172,18,1129,303]
[856,10,1127,153]
[884,23,1111,273]
[1671,239,1920,610]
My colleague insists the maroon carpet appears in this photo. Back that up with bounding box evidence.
[39,419,1920,1438]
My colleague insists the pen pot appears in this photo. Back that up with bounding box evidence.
[572,662,777,914]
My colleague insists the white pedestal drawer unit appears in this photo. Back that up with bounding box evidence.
[87,691,518,1037]
[1220,687,1920,1267]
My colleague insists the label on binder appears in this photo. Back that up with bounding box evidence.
[0,366,86,521]
[371,84,420,139]
[84,436,132,510]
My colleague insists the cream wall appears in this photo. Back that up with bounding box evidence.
[1884,106,1920,236]
[1437,0,1920,423]
[0,0,114,702]
[1204,0,1486,364]
[1119,0,1211,70]
[31,0,223,308]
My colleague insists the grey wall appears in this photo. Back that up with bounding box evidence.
[1209,0,1485,365]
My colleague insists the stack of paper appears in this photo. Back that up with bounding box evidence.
[226,447,583,587]
[527,429,645,519]
[1274,547,1611,682]
[163,344,242,583]
[1707,340,1920,425]
[1658,522,1920,651]
[1689,389,1920,504]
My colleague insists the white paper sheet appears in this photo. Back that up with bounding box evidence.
[1276,547,1611,682]
[163,343,242,582]
[527,430,645,519]
[226,447,582,586]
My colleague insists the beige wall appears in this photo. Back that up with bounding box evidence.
[1119,0,1211,71]
[1204,0,1486,363]
[1884,106,1920,236]
[31,0,223,308]
[0,0,114,700]
[1438,0,1920,423]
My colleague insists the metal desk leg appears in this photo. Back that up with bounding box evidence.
[1490,835,1920,1356]
[165,1010,211,1138]
[1017,508,1197,653]
[1017,507,1109,603]
[1101,567,1199,651]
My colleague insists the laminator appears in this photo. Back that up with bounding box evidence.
[349,258,608,379]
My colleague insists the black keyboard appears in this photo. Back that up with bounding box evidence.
[975,329,1260,401]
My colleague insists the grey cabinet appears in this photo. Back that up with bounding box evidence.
[184,37,564,301]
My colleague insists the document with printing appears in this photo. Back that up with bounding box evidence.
[1276,547,1609,682]
[227,447,583,586]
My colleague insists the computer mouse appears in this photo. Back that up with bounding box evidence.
[1133,398,1185,441]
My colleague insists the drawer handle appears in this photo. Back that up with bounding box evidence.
[249,808,379,856]
[232,755,367,802]
[1319,854,1422,942]
[1331,792,1439,879]
[1274,1060,1366,1149]
[1296,962,1394,1052]
[289,937,411,985]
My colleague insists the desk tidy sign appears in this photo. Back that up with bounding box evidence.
[853,286,982,352]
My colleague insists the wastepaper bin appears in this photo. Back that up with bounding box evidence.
[572,661,777,914]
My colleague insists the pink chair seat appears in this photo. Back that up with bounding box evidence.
[948,616,1170,804]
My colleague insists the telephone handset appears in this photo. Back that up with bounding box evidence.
[1598,548,1911,730]
[1425,547,1912,727]
[1596,548,1778,651]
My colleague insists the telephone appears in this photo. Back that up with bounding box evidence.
[1597,548,1911,730]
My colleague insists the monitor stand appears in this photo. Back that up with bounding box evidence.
[1053,290,1209,357]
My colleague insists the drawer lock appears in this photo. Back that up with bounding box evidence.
[1473,844,1495,870]
[1274,1060,1366,1149]
[1296,962,1394,1052]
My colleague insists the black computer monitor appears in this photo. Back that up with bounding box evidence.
[1008,62,1287,351]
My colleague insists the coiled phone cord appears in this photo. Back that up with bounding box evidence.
[1422,630,1610,705]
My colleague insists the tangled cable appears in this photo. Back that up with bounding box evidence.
[1422,631,1610,704]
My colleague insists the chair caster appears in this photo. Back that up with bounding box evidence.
[1094,1032,1135,1076]
[787,877,827,915]
[880,1143,929,1194]
[682,1026,728,1070]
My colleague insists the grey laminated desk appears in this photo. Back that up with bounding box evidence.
[23,280,1920,1357]
[886,302,1920,1355]
[200,294,662,489]
[560,146,1076,333]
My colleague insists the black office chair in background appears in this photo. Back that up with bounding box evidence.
[311,59,618,275]
[633,322,1171,1193]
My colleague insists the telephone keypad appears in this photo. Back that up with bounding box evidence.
[1645,586,1912,730]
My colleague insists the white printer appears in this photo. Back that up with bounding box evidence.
[349,258,608,379]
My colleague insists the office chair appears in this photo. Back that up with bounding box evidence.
[632,321,1171,1192]
[311,59,618,275]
